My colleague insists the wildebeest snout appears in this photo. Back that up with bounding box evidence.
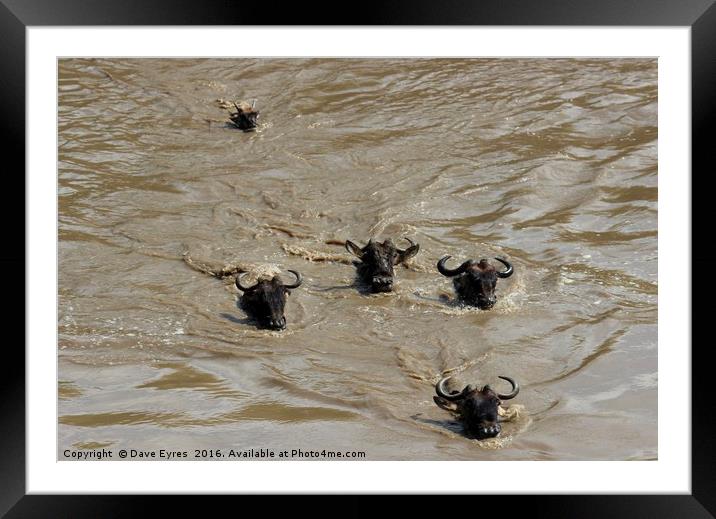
[477,292,497,309]
[371,276,393,292]
[474,422,501,438]
[268,316,286,330]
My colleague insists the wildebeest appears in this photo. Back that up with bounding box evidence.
[229,100,259,131]
[433,375,519,439]
[345,238,420,293]
[437,256,513,309]
[235,270,302,330]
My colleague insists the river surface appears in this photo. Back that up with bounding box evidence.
[58,58,657,461]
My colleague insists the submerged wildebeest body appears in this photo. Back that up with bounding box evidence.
[235,270,302,330]
[437,256,513,309]
[229,100,259,131]
[345,238,420,293]
[434,375,520,439]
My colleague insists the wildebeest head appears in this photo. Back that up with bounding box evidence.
[229,100,259,131]
[434,375,519,440]
[235,270,302,330]
[437,256,513,309]
[345,238,420,293]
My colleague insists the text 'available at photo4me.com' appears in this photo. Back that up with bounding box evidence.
[63,447,368,460]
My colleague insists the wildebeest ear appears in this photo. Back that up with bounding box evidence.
[345,240,364,259]
[396,243,420,264]
[433,396,458,412]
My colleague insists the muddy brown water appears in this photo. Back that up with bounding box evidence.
[58,58,657,460]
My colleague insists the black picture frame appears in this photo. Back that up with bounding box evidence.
[4,0,713,516]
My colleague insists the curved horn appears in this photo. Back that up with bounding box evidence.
[435,376,469,401]
[345,240,364,259]
[494,257,514,278]
[282,269,303,289]
[496,376,519,400]
[235,273,258,292]
[400,237,416,250]
[437,255,470,277]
